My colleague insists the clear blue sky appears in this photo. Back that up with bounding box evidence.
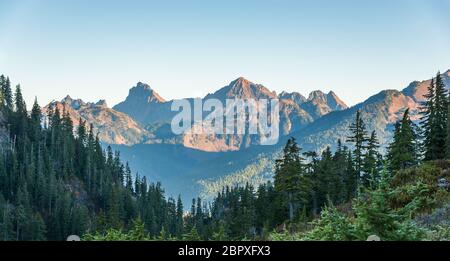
[0,0,449,107]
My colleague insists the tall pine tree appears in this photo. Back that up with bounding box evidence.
[363,131,381,189]
[274,138,311,222]
[388,109,418,172]
[346,110,368,192]
[421,72,448,160]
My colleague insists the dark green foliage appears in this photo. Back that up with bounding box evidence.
[447,90,450,158]
[0,76,182,241]
[208,185,257,240]
[308,147,343,216]
[387,109,419,173]
[182,226,202,241]
[363,131,382,189]
[421,72,448,160]
[274,138,311,222]
[0,75,13,112]
[297,161,450,241]
[346,110,369,191]
[83,218,151,241]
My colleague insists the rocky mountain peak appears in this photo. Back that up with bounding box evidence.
[326,91,348,110]
[231,77,251,88]
[129,82,166,103]
[307,90,327,102]
[209,77,277,100]
[61,95,86,110]
[279,91,307,104]
[95,100,108,107]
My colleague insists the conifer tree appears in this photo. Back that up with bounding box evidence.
[274,138,311,222]
[0,75,5,108]
[433,72,448,159]
[316,147,341,207]
[0,76,13,112]
[346,110,368,192]
[421,72,448,160]
[176,196,184,238]
[363,131,381,189]
[447,90,450,158]
[333,140,351,202]
[388,109,418,172]
[30,98,42,141]
[182,226,201,241]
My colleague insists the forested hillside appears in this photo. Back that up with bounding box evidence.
[0,75,183,240]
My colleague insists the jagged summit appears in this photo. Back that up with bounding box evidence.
[96,100,108,107]
[279,91,307,104]
[62,94,73,101]
[306,90,347,109]
[326,91,348,110]
[230,77,251,87]
[61,95,86,110]
[308,90,327,102]
[129,82,166,103]
[60,95,109,109]
[113,82,171,125]
[207,77,277,100]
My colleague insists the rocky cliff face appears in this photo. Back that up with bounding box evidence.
[44,96,151,145]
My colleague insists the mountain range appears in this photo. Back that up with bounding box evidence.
[44,70,450,204]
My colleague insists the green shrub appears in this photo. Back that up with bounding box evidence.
[83,218,152,241]
[301,205,354,241]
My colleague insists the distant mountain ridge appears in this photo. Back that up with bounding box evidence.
[111,77,348,151]
[292,70,450,153]
[43,70,450,204]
